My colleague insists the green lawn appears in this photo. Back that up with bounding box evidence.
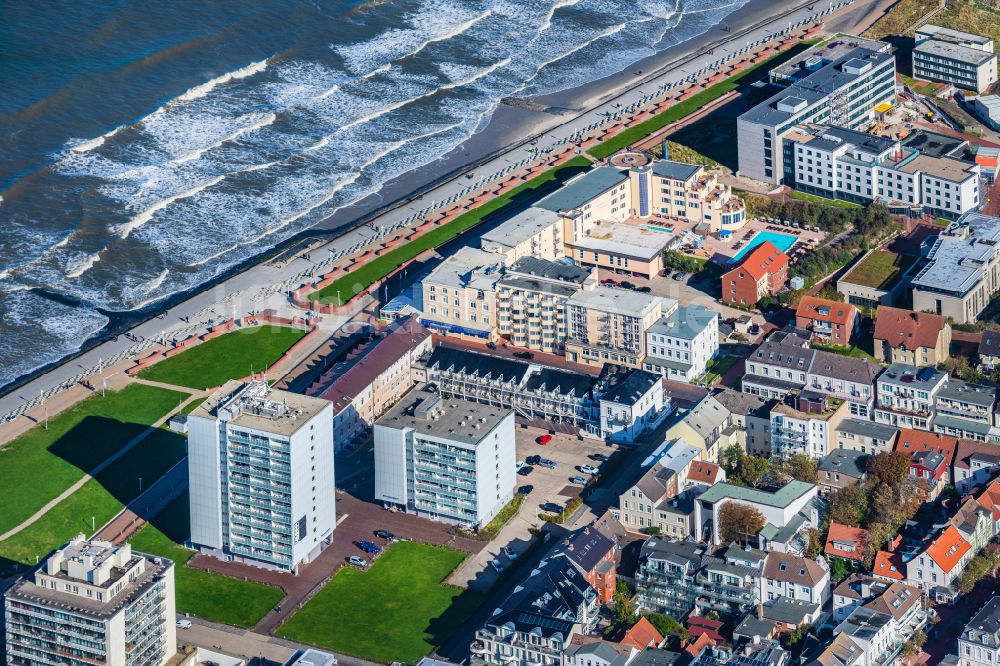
[276,542,482,663]
[311,156,592,305]
[790,191,863,208]
[840,250,915,290]
[812,343,879,362]
[588,40,818,159]
[129,494,284,628]
[139,326,306,389]
[0,384,186,536]
[0,427,186,571]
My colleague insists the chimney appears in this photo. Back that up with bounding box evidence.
[584,527,591,535]
[757,603,764,620]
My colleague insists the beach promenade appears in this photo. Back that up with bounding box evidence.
[0,0,889,426]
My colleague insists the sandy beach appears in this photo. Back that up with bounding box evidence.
[0,0,888,418]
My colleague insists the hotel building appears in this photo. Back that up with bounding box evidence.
[563,288,675,368]
[374,387,516,528]
[873,364,948,431]
[420,247,505,340]
[643,304,719,381]
[3,536,176,666]
[737,36,896,184]
[911,213,1000,323]
[187,380,336,573]
[913,25,998,93]
[784,124,981,219]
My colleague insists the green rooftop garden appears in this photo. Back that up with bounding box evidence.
[840,250,915,290]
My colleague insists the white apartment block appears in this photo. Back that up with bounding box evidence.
[911,213,1000,324]
[3,536,176,666]
[737,37,896,184]
[643,304,719,382]
[959,597,1000,666]
[599,370,671,443]
[421,246,504,341]
[770,392,850,459]
[187,380,336,573]
[785,124,981,219]
[480,207,564,263]
[914,25,998,93]
[873,364,948,431]
[375,387,517,528]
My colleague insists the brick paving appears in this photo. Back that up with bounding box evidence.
[187,492,487,635]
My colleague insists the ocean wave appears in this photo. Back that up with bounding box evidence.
[65,251,102,279]
[172,111,277,164]
[539,0,583,32]
[68,124,125,153]
[175,58,270,103]
[115,174,226,239]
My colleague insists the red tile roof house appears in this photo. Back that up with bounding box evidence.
[904,524,973,604]
[687,617,725,643]
[894,429,960,489]
[825,522,868,564]
[619,617,664,650]
[721,241,789,306]
[873,306,951,367]
[557,525,618,604]
[909,449,950,499]
[795,295,860,345]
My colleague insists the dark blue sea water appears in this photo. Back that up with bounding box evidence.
[0,0,746,390]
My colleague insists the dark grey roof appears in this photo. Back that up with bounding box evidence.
[965,597,1000,647]
[500,277,578,298]
[603,370,659,406]
[734,616,778,640]
[651,160,702,181]
[819,448,868,477]
[508,256,592,284]
[536,167,629,213]
[427,346,529,385]
[558,527,615,573]
[763,597,820,624]
[980,330,1000,357]
[750,336,813,369]
[937,380,997,407]
[640,537,707,569]
[836,418,898,441]
[713,389,773,417]
[486,609,575,638]
[498,552,594,621]
[525,368,595,398]
[629,649,692,666]
[808,351,880,384]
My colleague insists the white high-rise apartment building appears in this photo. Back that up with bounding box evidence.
[187,380,335,573]
[375,387,516,528]
[3,535,176,666]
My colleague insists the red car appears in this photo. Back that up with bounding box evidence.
[537,435,553,445]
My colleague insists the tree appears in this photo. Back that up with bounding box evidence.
[704,610,720,621]
[826,485,869,528]
[718,502,766,545]
[803,528,823,559]
[642,612,688,640]
[782,623,812,652]
[645,526,662,536]
[722,444,743,476]
[734,455,769,487]
[786,453,819,484]
[867,451,912,486]
[612,581,637,625]
[829,557,849,582]
[901,630,927,659]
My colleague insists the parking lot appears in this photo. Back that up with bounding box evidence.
[446,425,612,591]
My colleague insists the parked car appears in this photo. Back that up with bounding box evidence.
[526,454,541,465]
[579,464,598,475]
[486,341,497,350]
[537,458,557,469]
[348,555,368,568]
[659,268,672,277]
[537,434,553,445]
[356,540,381,554]
[517,465,534,476]
[503,546,518,561]
[513,350,534,359]
[570,475,588,484]
[601,278,620,287]
[518,484,534,495]
[673,271,687,281]
[636,286,652,293]
[176,619,193,629]
[491,558,505,573]
[620,281,636,290]
[591,453,609,462]
[540,502,564,513]
[374,529,395,540]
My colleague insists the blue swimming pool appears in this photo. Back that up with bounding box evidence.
[729,230,798,264]
[644,225,674,233]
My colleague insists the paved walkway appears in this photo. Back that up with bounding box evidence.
[0,390,201,542]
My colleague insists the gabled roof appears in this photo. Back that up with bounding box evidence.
[621,617,665,650]
[924,525,972,573]
[894,428,960,467]
[763,552,828,586]
[819,448,868,478]
[864,581,920,620]
[953,439,1000,471]
[977,479,1000,520]
[873,550,905,581]
[728,241,788,280]
[809,351,880,385]
[797,295,858,328]
[873,306,948,350]
[687,461,723,485]
[560,527,616,574]
[603,370,659,406]
[825,523,868,562]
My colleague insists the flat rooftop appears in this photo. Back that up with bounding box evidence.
[193,380,330,436]
[918,24,993,47]
[505,256,593,284]
[480,207,560,250]
[902,129,967,159]
[896,153,977,182]
[536,167,629,213]
[770,36,890,85]
[793,123,897,155]
[568,218,675,260]
[423,246,505,291]
[649,304,718,341]
[567,286,671,318]
[915,39,996,66]
[911,213,1000,296]
[377,386,511,446]
[878,363,946,390]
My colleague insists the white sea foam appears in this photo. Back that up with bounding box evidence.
[172,112,277,164]
[115,174,226,239]
[68,124,125,153]
[539,0,583,32]
[65,251,102,279]
[305,137,330,151]
[176,59,270,102]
